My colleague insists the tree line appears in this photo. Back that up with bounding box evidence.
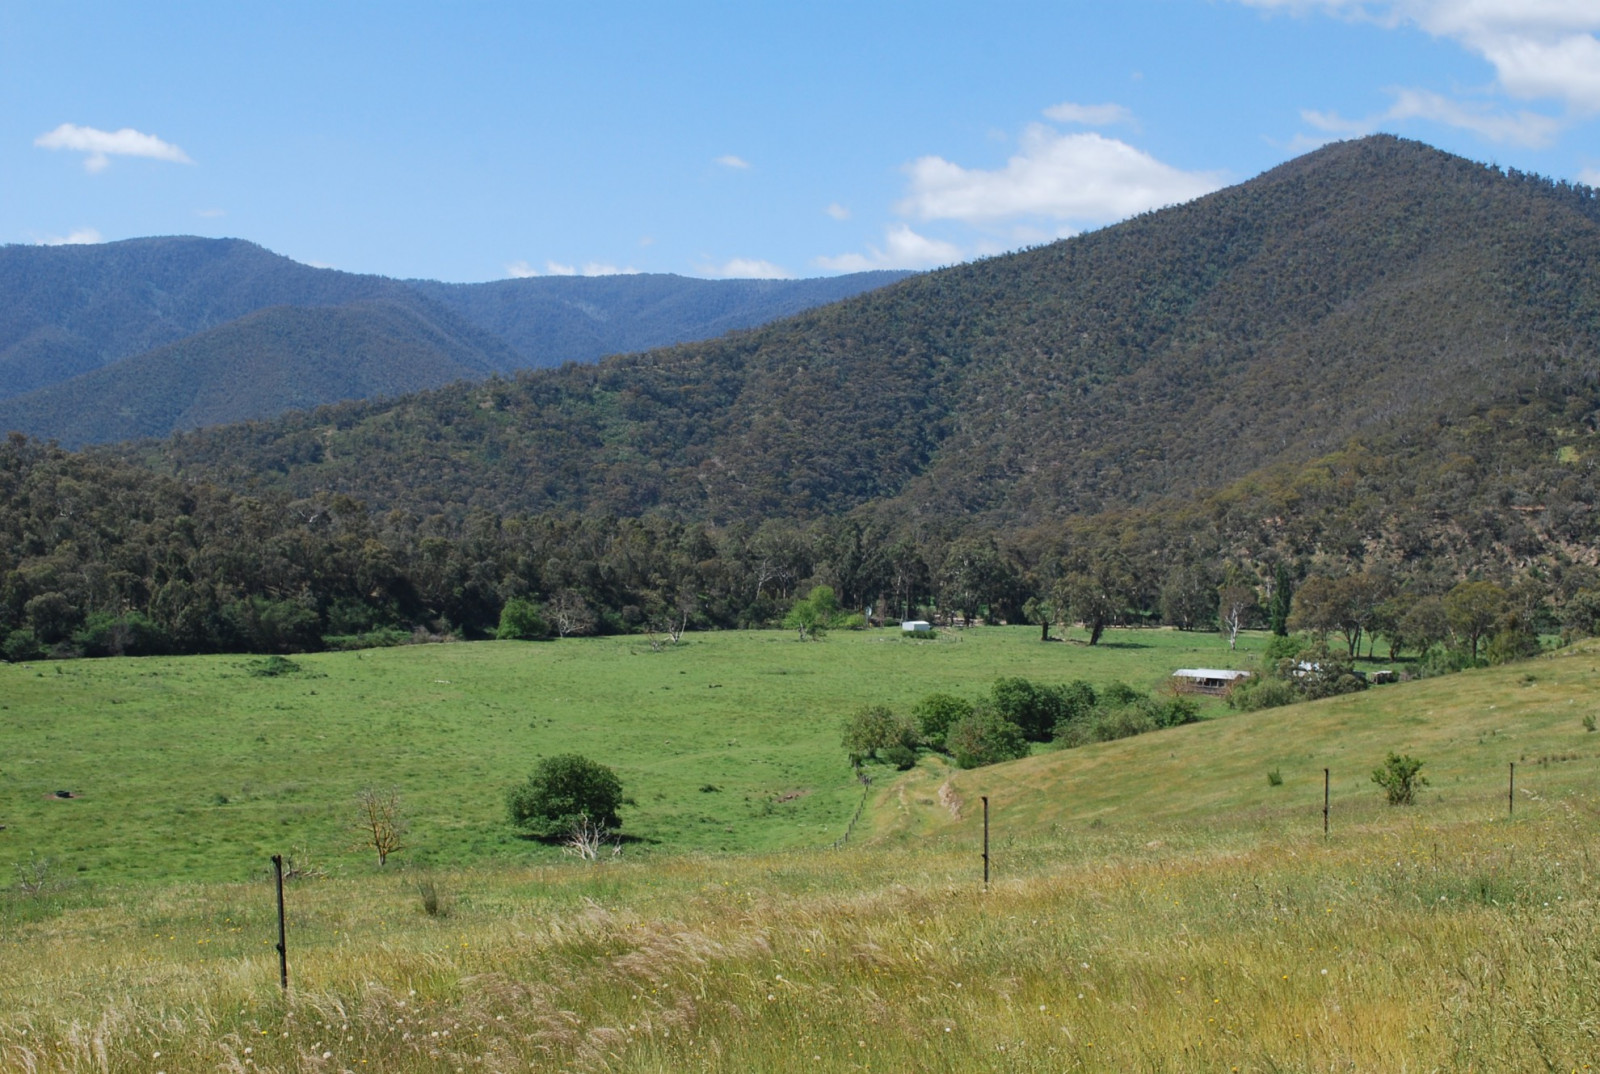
[5,431,1593,665]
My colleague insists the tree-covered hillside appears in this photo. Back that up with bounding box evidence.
[133,136,1600,529]
[0,237,910,445]
[5,136,1600,660]
[0,298,515,445]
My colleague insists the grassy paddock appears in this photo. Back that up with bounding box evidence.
[1,807,1595,1071]
[5,633,1599,1070]
[0,626,1257,882]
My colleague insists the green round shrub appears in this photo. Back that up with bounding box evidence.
[507,754,623,838]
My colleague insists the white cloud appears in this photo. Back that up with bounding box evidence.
[38,227,103,246]
[824,202,851,220]
[1303,87,1564,145]
[506,259,639,278]
[707,258,793,279]
[816,224,964,272]
[715,154,751,169]
[34,123,192,172]
[897,126,1224,226]
[1580,166,1600,186]
[1042,101,1135,126]
[195,208,226,218]
[1239,1,1600,112]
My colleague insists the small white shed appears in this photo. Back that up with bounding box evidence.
[901,620,932,633]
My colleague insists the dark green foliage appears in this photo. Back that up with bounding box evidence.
[1268,565,1293,637]
[1372,752,1428,805]
[841,704,917,761]
[989,677,1069,741]
[946,709,1029,769]
[1266,768,1284,787]
[911,692,974,751]
[880,743,918,771]
[3,628,42,663]
[1228,641,1367,711]
[1227,676,1299,713]
[496,598,551,641]
[506,754,623,838]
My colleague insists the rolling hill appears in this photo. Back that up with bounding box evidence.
[0,236,909,445]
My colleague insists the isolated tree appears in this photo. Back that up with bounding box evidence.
[1371,752,1428,806]
[1022,596,1058,641]
[1064,557,1129,645]
[784,584,842,640]
[352,787,407,866]
[508,754,624,839]
[1445,580,1508,661]
[1217,569,1259,651]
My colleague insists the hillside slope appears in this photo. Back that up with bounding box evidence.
[0,237,910,443]
[132,136,1600,526]
[409,270,911,368]
[0,298,515,445]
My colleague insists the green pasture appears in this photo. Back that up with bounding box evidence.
[0,625,1260,884]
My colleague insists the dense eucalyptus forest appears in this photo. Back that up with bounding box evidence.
[4,135,1600,662]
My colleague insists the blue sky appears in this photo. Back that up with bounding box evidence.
[3,1,1597,282]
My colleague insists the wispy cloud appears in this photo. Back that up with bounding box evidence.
[897,126,1223,225]
[1580,166,1600,187]
[195,208,226,218]
[824,202,851,220]
[38,227,103,246]
[1042,101,1135,127]
[1239,1,1600,130]
[34,123,192,172]
[1303,86,1564,146]
[715,154,751,169]
[816,224,963,272]
[706,257,792,278]
[506,259,640,278]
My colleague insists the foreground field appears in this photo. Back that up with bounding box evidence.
[3,640,1599,1069]
[0,625,1257,882]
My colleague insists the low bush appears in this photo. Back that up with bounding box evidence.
[911,693,973,750]
[946,708,1029,769]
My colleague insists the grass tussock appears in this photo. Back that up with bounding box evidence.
[3,800,1598,1072]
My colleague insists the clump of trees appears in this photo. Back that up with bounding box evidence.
[844,676,1200,771]
[507,754,624,840]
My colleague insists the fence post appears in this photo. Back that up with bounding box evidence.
[1322,768,1330,838]
[1508,762,1515,818]
[272,854,288,991]
[981,795,990,890]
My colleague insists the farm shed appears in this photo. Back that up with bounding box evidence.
[1171,668,1251,695]
[901,620,932,633]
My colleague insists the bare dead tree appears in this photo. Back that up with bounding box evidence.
[352,787,407,866]
[561,815,620,861]
[1219,584,1256,651]
[547,588,597,638]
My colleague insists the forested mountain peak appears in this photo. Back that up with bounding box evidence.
[130,136,1600,531]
